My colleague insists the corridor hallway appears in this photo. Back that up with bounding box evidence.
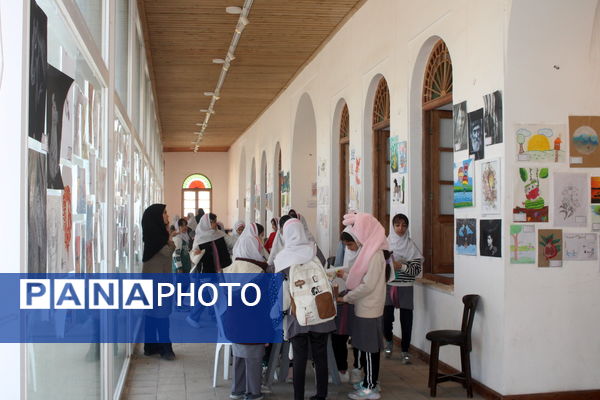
[121,343,482,400]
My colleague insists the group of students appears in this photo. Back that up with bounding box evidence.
[140,203,423,400]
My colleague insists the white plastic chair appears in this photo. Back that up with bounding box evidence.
[212,342,232,387]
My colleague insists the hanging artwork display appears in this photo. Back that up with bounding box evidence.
[468,108,484,160]
[509,224,536,264]
[76,165,86,214]
[28,0,47,142]
[592,206,600,232]
[85,202,94,272]
[61,165,73,272]
[389,136,399,173]
[453,158,474,208]
[569,116,600,167]
[538,229,563,267]
[483,90,503,145]
[478,158,500,215]
[455,218,477,256]
[317,186,329,206]
[591,177,600,203]
[46,194,64,273]
[74,223,82,273]
[513,167,549,222]
[46,64,74,189]
[553,172,587,227]
[515,124,565,162]
[28,149,47,273]
[60,82,75,161]
[479,219,501,257]
[453,101,468,151]
[564,233,597,261]
[392,174,405,204]
[398,141,407,174]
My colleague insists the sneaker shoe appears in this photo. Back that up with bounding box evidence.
[185,315,201,328]
[384,340,393,358]
[244,394,263,400]
[260,384,272,394]
[400,351,411,364]
[350,368,362,384]
[348,387,381,399]
[353,382,381,393]
[339,371,350,383]
[229,393,244,400]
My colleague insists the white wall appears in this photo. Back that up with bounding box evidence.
[503,0,600,394]
[163,152,230,226]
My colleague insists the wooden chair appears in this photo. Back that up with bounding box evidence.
[426,294,480,397]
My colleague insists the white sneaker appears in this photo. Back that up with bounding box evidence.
[400,351,411,364]
[348,387,381,399]
[339,371,350,383]
[384,340,393,358]
[350,368,362,384]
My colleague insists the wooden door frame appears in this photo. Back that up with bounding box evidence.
[339,137,349,232]
[372,120,390,232]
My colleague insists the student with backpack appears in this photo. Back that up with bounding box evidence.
[338,213,389,400]
[274,217,336,400]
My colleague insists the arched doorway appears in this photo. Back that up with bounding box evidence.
[337,101,350,231]
[372,78,391,232]
[273,143,282,218]
[422,39,454,277]
[291,93,317,234]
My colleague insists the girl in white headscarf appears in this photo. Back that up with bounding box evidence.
[186,212,197,231]
[191,213,231,273]
[288,209,326,266]
[224,220,245,255]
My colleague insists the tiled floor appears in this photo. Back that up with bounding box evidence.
[121,343,482,400]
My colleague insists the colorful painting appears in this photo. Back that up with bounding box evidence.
[61,165,73,272]
[592,206,600,232]
[479,158,500,215]
[456,218,477,256]
[389,136,399,173]
[564,233,597,261]
[515,124,565,162]
[553,172,587,227]
[569,116,600,167]
[468,108,484,160]
[28,150,47,274]
[510,224,536,264]
[480,219,501,257]
[47,194,64,273]
[483,90,503,145]
[538,229,563,267]
[398,141,407,174]
[513,167,549,222]
[591,177,600,203]
[454,158,474,208]
[453,101,468,151]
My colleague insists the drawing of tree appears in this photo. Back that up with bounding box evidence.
[510,225,523,261]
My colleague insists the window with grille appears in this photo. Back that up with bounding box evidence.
[182,174,212,216]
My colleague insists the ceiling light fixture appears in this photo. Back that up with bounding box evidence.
[203,91,215,96]
[212,58,225,64]
[225,6,242,14]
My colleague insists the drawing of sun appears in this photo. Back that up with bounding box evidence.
[527,134,550,151]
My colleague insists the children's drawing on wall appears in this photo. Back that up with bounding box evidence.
[479,219,501,257]
[454,158,474,208]
[318,210,329,231]
[513,167,549,222]
[569,116,600,167]
[61,165,73,272]
[74,223,82,273]
[509,224,536,264]
[553,172,587,227]
[350,148,361,185]
[564,233,597,261]
[456,218,477,256]
[317,186,329,206]
[479,158,500,215]
[349,185,360,212]
[85,202,94,272]
[73,85,85,157]
[265,192,273,211]
[60,82,76,161]
[591,177,600,203]
[389,136,399,173]
[317,158,327,178]
[28,149,47,274]
[591,206,600,232]
[538,229,563,267]
[468,108,484,160]
[483,90,503,145]
[398,141,407,174]
[76,165,86,214]
[453,101,468,151]
[47,194,64,273]
[46,65,74,189]
[29,0,47,142]
[392,174,405,204]
[515,125,565,163]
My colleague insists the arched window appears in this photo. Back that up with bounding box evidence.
[339,103,350,229]
[182,173,212,216]
[372,78,391,232]
[422,39,454,280]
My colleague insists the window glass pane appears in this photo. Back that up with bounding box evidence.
[131,32,140,129]
[439,152,453,181]
[74,0,103,54]
[184,191,196,200]
[440,184,454,215]
[440,117,453,148]
[198,191,211,201]
[115,0,128,105]
[184,208,195,217]
[184,200,196,209]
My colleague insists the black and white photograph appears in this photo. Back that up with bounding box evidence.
[453,101,468,151]
[480,219,502,257]
[468,108,484,160]
[483,90,503,145]
[28,0,47,142]
[28,149,47,273]
[46,64,74,189]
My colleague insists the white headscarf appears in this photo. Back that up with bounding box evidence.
[388,226,423,263]
[267,230,285,265]
[171,214,181,230]
[297,213,316,243]
[274,218,316,272]
[232,220,245,238]
[186,213,197,231]
[232,223,265,262]
[342,226,360,269]
[193,213,225,247]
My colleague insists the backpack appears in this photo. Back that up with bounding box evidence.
[288,257,337,326]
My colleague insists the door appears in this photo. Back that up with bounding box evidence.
[373,125,391,233]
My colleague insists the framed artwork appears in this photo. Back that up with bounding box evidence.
[483,91,503,145]
[468,108,484,160]
[513,167,549,223]
[478,158,500,215]
[553,172,587,227]
[510,224,536,264]
[454,158,474,208]
[456,218,477,256]
[515,124,566,162]
[569,116,600,167]
[538,229,563,267]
